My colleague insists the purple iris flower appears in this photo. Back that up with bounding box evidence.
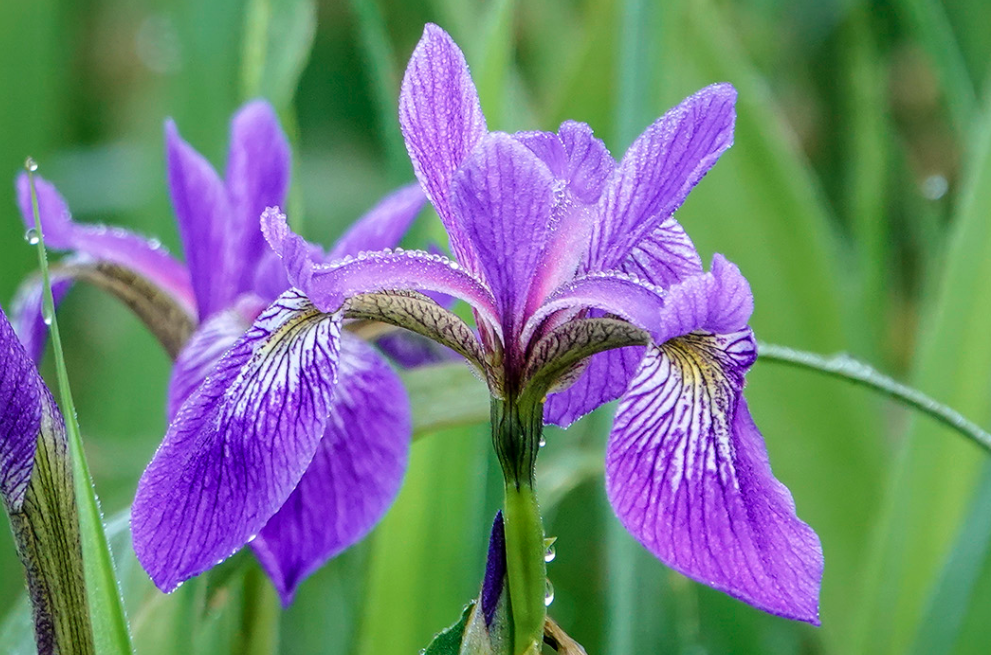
[13,101,427,604]
[131,26,823,624]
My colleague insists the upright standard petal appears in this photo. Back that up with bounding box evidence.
[605,335,822,623]
[399,23,487,272]
[515,121,614,205]
[0,304,42,510]
[16,174,195,315]
[452,134,555,339]
[225,100,292,296]
[327,184,426,261]
[166,120,238,318]
[251,334,410,604]
[131,290,342,592]
[588,84,736,271]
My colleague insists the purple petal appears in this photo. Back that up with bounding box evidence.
[262,208,501,333]
[522,271,665,348]
[620,215,703,287]
[327,184,426,261]
[399,23,487,273]
[452,133,555,338]
[588,83,736,271]
[543,345,643,428]
[16,174,195,315]
[374,331,459,369]
[166,296,266,421]
[0,305,44,510]
[166,120,238,319]
[605,335,822,623]
[516,122,614,206]
[250,334,410,604]
[10,272,74,364]
[225,100,292,297]
[543,255,752,427]
[131,290,342,592]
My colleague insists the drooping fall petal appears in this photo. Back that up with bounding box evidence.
[132,290,342,592]
[251,334,410,604]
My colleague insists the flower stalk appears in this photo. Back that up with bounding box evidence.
[492,396,547,654]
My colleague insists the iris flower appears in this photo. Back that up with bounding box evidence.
[13,101,427,604]
[131,24,822,628]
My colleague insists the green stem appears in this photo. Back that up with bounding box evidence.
[27,161,134,654]
[238,565,280,655]
[491,398,546,654]
[758,342,991,453]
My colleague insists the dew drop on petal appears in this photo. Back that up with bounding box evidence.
[24,228,40,245]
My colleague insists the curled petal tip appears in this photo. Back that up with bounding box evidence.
[260,207,289,254]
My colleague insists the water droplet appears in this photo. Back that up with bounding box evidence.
[24,228,40,245]
[538,436,546,448]
[544,543,556,563]
[544,579,555,606]
[24,157,38,172]
[41,305,54,326]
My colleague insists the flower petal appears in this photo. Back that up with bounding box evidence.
[516,121,614,205]
[250,334,410,604]
[225,100,292,298]
[521,271,665,348]
[399,23,487,272]
[262,208,501,333]
[588,83,736,271]
[0,304,43,510]
[166,120,237,318]
[16,174,195,315]
[620,215,703,287]
[605,333,822,623]
[327,184,426,261]
[131,290,342,592]
[10,272,74,364]
[452,133,555,338]
[543,254,752,427]
[166,296,266,421]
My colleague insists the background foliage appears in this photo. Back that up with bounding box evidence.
[2,0,990,653]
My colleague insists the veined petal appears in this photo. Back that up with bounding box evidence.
[543,255,751,427]
[10,271,73,364]
[16,173,195,315]
[589,84,736,271]
[263,208,501,334]
[452,133,555,337]
[605,334,822,623]
[327,184,426,260]
[514,122,614,205]
[621,215,703,287]
[131,290,342,592]
[166,120,237,318]
[543,346,644,428]
[521,271,665,348]
[225,100,292,298]
[167,296,266,421]
[0,304,43,510]
[251,334,410,604]
[399,23,487,272]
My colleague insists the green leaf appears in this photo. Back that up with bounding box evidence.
[853,77,991,655]
[241,0,317,111]
[421,603,474,655]
[401,364,490,438]
[26,167,134,655]
[910,463,991,654]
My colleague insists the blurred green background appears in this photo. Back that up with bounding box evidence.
[2,0,991,653]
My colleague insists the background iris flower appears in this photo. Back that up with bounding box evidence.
[12,101,429,605]
[132,22,823,645]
